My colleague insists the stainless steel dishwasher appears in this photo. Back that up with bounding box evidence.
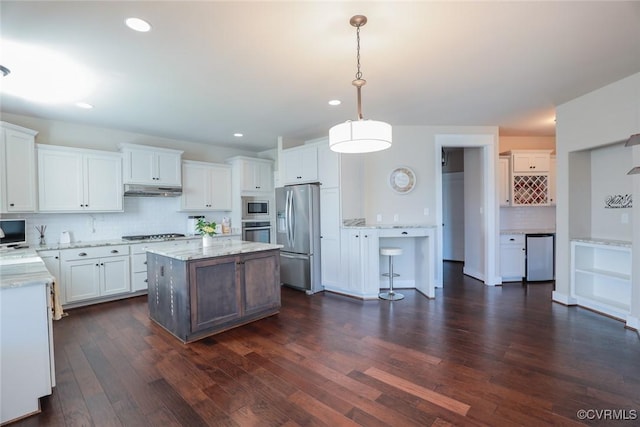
[525,233,555,281]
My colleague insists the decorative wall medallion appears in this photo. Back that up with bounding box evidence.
[604,194,632,208]
[389,167,416,194]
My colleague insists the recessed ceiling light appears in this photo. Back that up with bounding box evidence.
[233,133,243,137]
[125,17,151,32]
[328,99,341,106]
[75,102,93,109]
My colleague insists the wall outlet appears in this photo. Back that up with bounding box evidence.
[621,213,629,224]
[376,214,382,222]
[393,214,399,222]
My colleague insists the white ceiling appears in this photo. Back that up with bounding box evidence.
[1,1,639,152]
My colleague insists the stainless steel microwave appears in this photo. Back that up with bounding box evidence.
[242,197,269,219]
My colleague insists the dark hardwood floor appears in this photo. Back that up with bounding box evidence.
[12,262,640,426]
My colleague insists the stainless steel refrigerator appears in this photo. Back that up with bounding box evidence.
[275,183,323,294]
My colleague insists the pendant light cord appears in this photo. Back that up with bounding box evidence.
[353,24,365,120]
[355,26,362,81]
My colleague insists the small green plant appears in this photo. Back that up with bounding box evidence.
[196,218,217,236]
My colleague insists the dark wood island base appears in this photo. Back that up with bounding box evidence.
[146,242,281,343]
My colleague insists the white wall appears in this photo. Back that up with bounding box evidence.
[590,142,633,240]
[362,125,498,225]
[554,72,640,326]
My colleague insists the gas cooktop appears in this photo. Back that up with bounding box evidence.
[121,233,185,241]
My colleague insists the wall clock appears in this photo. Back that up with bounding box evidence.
[389,167,416,194]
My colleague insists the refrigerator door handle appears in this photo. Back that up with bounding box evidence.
[287,190,294,247]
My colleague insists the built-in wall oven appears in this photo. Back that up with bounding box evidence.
[242,221,271,243]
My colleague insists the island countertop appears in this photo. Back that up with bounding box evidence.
[0,249,54,290]
[146,240,283,261]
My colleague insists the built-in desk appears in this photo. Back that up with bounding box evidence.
[327,225,436,300]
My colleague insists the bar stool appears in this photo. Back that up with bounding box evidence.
[379,247,404,301]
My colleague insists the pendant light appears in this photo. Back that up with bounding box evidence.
[329,15,392,153]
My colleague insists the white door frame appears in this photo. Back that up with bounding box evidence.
[434,134,500,287]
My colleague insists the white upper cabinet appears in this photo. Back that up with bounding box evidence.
[548,156,556,205]
[228,156,273,193]
[38,145,122,212]
[181,160,232,211]
[498,156,510,206]
[317,140,340,188]
[0,122,38,213]
[511,150,551,172]
[120,143,183,186]
[282,144,318,185]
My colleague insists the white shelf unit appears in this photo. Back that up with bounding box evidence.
[570,239,632,320]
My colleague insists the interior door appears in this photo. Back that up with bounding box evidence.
[443,172,465,261]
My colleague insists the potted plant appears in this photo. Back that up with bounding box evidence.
[196,218,217,247]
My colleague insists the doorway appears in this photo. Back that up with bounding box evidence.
[434,134,500,288]
[442,148,464,262]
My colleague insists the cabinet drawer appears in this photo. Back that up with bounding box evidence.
[378,228,428,238]
[500,234,525,245]
[60,245,129,261]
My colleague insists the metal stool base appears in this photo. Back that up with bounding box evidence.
[378,291,404,301]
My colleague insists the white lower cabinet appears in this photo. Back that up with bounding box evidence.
[60,245,130,306]
[320,188,341,290]
[0,281,53,425]
[130,238,202,292]
[339,228,379,298]
[571,239,631,321]
[500,234,525,282]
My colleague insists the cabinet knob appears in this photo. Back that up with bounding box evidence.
[509,238,515,241]
[9,203,14,206]
[143,261,147,265]
[96,263,99,266]
[402,231,408,235]
[79,252,87,256]
[111,249,119,253]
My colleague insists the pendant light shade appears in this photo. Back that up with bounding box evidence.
[329,15,392,154]
[329,119,392,153]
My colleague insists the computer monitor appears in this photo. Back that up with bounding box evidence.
[0,219,27,248]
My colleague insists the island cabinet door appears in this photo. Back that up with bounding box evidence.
[241,250,281,317]
[189,255,241,334]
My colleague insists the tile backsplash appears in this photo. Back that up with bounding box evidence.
[500,206,556,230]
[4,197,232,246]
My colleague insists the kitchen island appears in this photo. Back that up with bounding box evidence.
[145,240,283,343]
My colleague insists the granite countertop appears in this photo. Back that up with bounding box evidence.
[146,240,283,261]
[34,233,240,251]
[0,249,54,289]
[342,224,437,230]
[571,238,632,248]
[500,229,556,235]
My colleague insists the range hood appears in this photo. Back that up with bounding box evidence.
[123,184,182,197]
